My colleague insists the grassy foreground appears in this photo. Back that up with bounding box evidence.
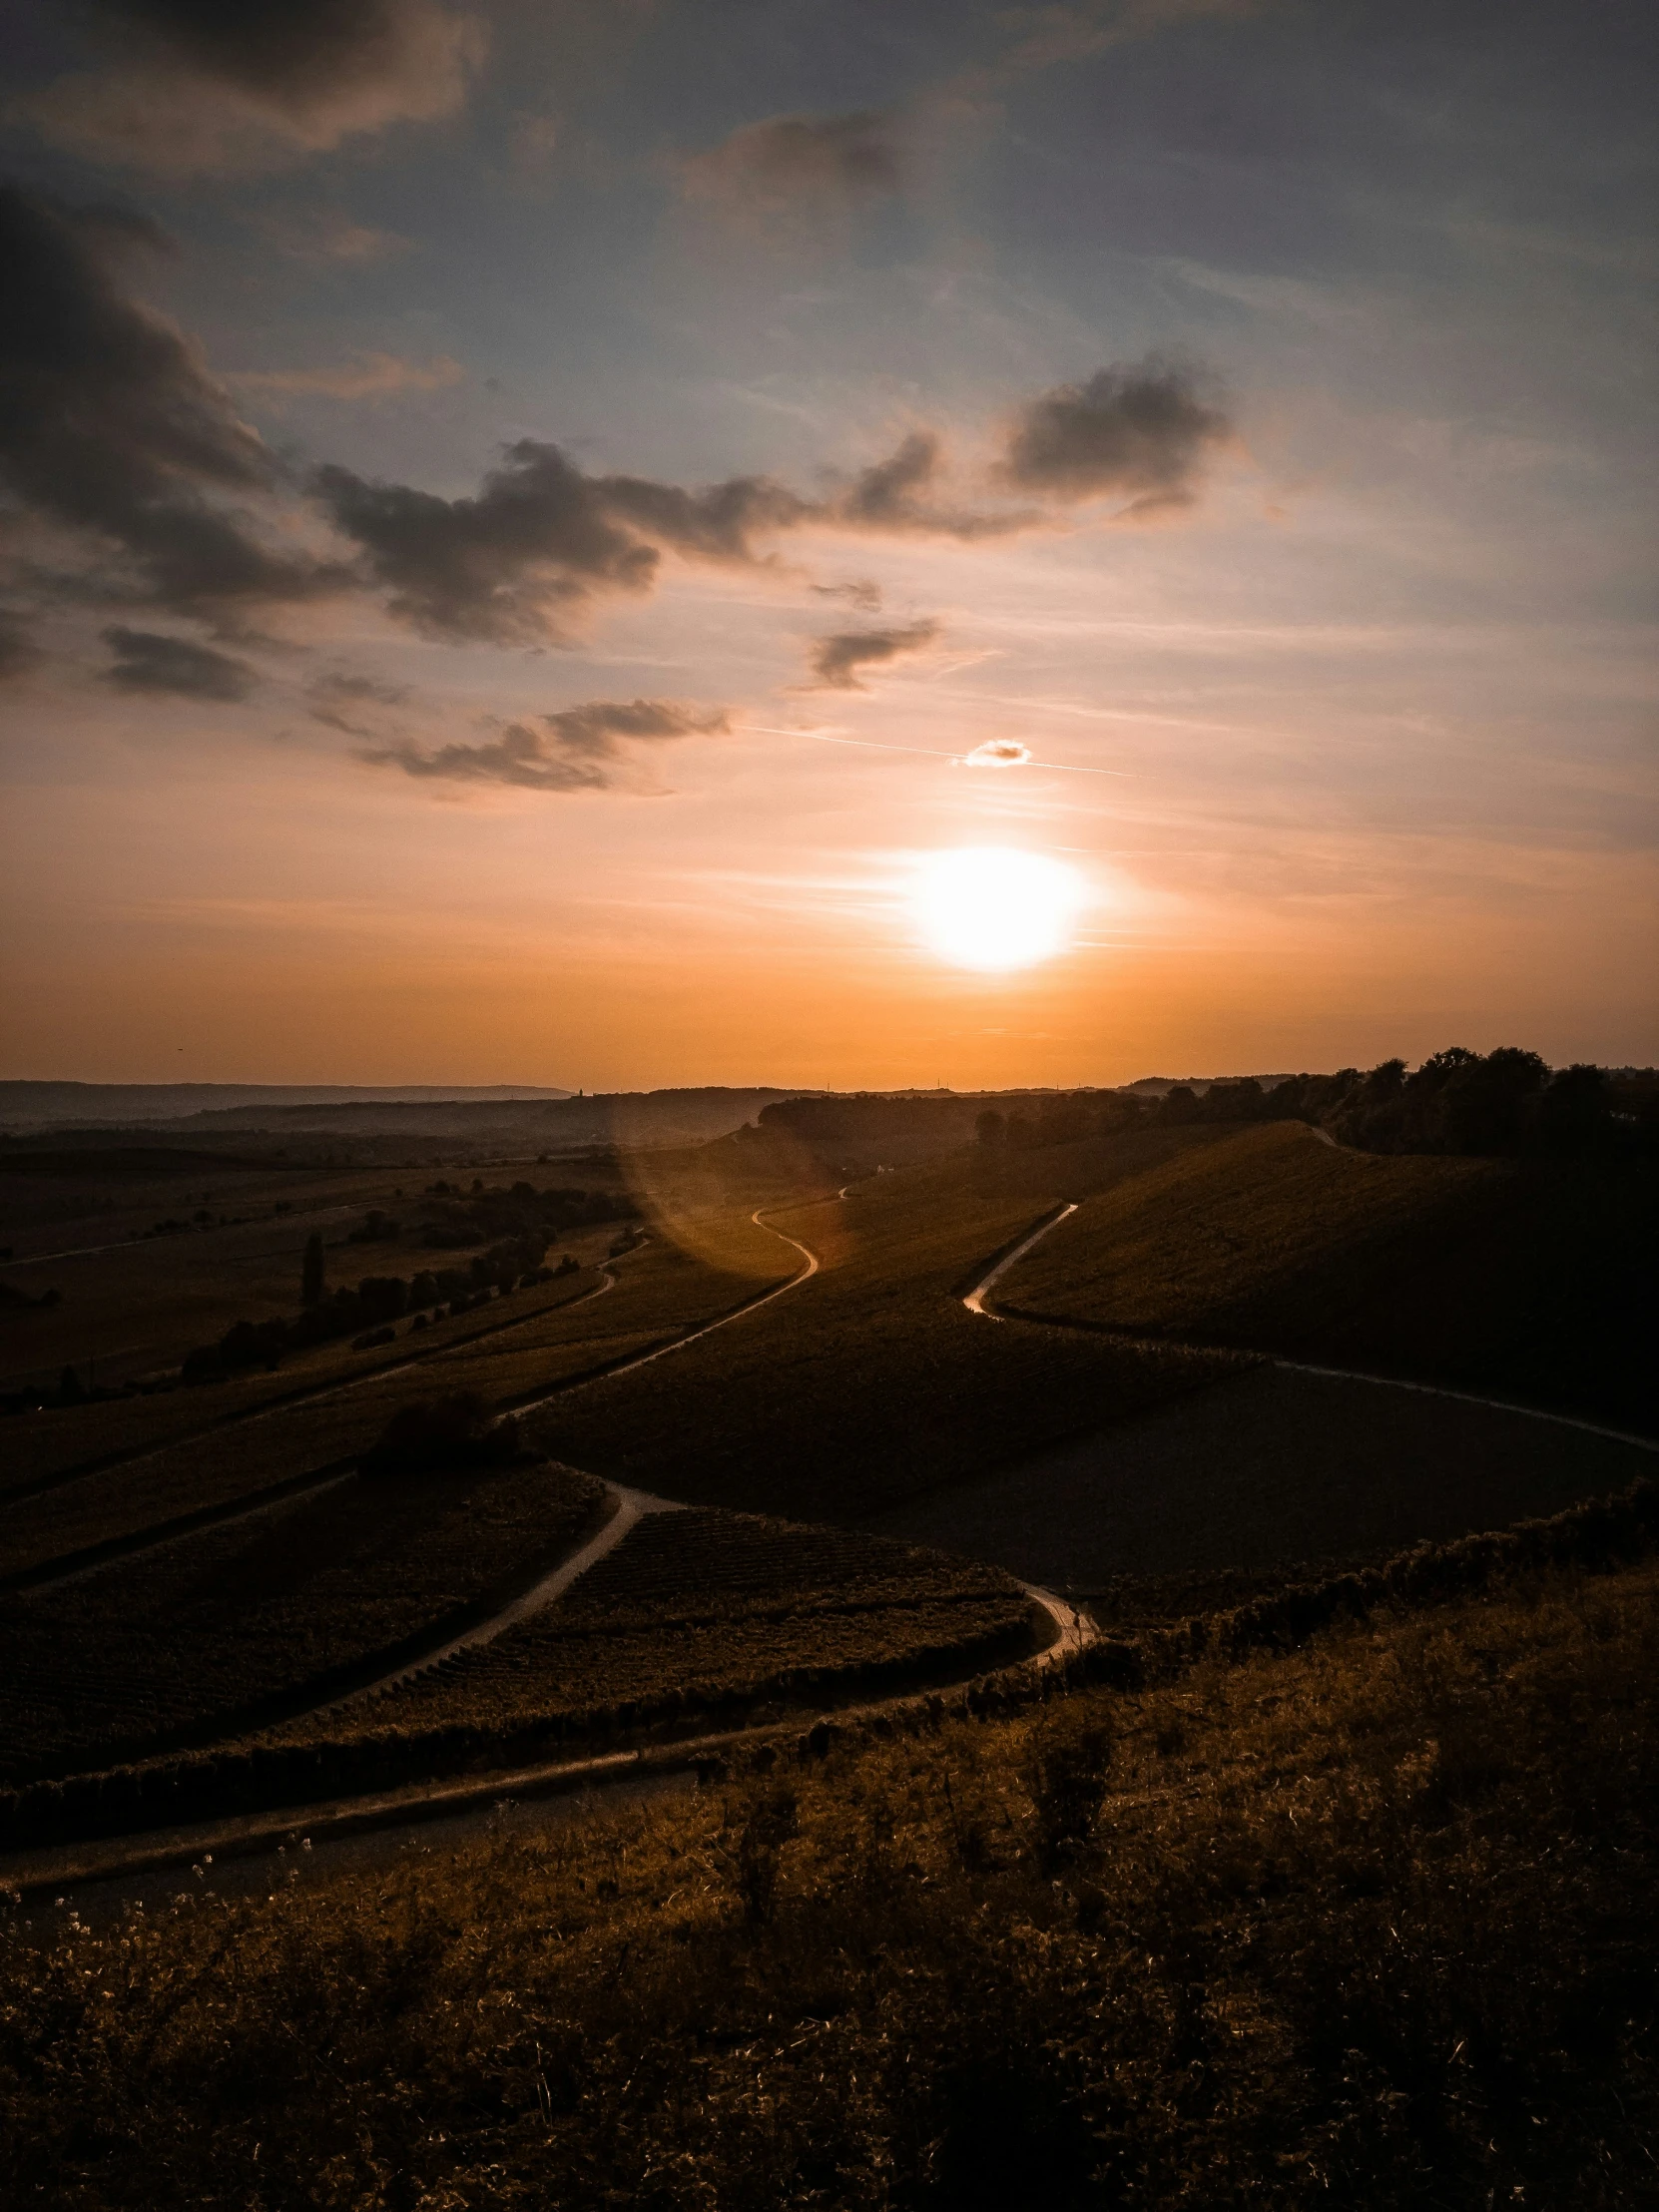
[6,1543,1653,2207]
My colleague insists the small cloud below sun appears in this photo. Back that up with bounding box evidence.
[961,740,1031,770]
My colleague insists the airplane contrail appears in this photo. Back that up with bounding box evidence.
[739,725,1133,777]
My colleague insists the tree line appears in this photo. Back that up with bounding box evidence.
[974,1051,1655,1158]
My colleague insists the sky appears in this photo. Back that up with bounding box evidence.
[1,0,1654,1091]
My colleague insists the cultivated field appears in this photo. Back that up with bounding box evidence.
[994,1120,1657,1427]
[2,1219,796,1579]
[0,1461,605,1782]
[3,1105,1652,1878]
[525,1128,1237,1519]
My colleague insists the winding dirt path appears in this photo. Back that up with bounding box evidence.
[960,1197,1657,1454]
[2,1574,1092,1903]
[13,1200,829,1591]
[315,1482,688,1713]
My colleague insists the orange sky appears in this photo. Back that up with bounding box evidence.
[2,1,1654,1086]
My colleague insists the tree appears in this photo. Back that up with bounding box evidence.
[975,1109,1005,1147]
[300,1231,324,1308]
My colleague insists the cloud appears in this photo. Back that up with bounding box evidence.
[806,620,942,691]
[101,625,258,700]
[998,356,1231,513]
[313,440,811,644]
[680,110,900,226]
[0,612,42,682]
[21,0,486,177]
[361,698,731,793]
[257,208,412,264]
[0,184,347,628]
[813,579,884,613]
[230,352,465,403]
[962,739,1032,768]
[986,0,1260,82]
[305,669,410,735]
[313,441,663,645]
[827,429,1036,540]
[316,358,1228,649]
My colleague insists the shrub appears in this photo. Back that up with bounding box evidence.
[357,1393,523,1480]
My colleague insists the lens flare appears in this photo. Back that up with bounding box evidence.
[913,846,1084,972]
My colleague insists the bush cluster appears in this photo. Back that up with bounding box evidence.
[417,1180,637,1250]
[180,1238,572,1383]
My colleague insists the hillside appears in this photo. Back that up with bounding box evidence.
[994,1120,1658,1428]
[7,1524,1654,2207]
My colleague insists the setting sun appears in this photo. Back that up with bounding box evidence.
[913,847,1085,972]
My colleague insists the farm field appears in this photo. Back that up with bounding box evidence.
[524,1126,1239,1523]
[0,1460,605,1783]
[873,1361,1658,1585]
[1,1229,796,1580]
[0,1507,1041,1852]
[0,1255,613,1504]
[995,1121,1659,1427]
[268,1507,1038,1755]
[8,1529,1654,2206]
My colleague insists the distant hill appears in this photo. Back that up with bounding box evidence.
[0,1085,812,1161]
[0,1083,571,1129]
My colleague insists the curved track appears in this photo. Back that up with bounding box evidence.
[914,1197,1658,1588]
[14,1200,835,1592]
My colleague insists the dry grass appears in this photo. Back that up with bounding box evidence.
[4,1549,1652,2207]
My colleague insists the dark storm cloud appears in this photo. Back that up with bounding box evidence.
[101,625,258,700]
[998,358,1231,512]
[0,182,342,619]
[361,699,731,793]
[680,110,900,218]
[807,620,941,691]
[28,1,484,175]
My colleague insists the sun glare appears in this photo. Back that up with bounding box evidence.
[913,846,1085,972]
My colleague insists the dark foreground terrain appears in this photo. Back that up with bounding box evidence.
[6,1516,1654,2208]
[2,1070,1655,2205]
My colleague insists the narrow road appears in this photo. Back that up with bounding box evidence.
[16,1199,833,1591]
[961,1196,1657,1454]
[511,1199,830,1414]
[3,1567,1093,1904]
[6,1253,626,1508]
[962,1203,1077,1316]
[316,1482,687,1712]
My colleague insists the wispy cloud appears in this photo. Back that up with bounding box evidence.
[19,0,488,178]
[806,620,942,691]
[304,670,411,736]
[360,698,731,793]
[679,109,900,237]
[230,352,465,403]
[101,625,257,701]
